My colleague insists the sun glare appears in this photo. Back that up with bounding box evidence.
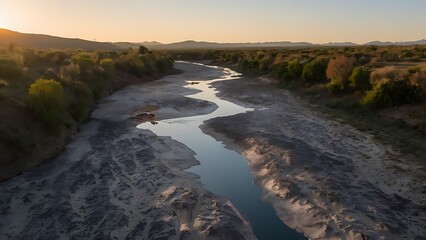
[0,10,15,30]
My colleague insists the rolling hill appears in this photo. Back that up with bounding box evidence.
[0,28,120,50]
[365,40,426,46]
[1,28,425,51]
[113,41,163,49]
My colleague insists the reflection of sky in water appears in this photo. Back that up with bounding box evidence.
[138,64,306,240]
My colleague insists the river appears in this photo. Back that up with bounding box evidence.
[2,61,421,239]
[0,61,306,239]
[138,63,306,240]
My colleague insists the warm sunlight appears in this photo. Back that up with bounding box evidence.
[0,0,425,43]
[0,1,425,240]
[0,8,14,30]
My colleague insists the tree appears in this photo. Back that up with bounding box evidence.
[26,79,66,133]
[138,45,149,55]
[326,55,356,92]
[302,60,327,83]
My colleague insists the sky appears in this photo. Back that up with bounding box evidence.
[0,0,425,44]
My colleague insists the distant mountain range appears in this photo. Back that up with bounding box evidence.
[1,28,425,50]
[365,40,426,46]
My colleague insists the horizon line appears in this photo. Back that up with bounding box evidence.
[1,27,425,46]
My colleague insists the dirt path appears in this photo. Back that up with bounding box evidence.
[202,75,426,239]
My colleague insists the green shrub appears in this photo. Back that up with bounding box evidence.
[114,51,148,77]
[43,50,69,65]
[326,81,345,94]
[75,54,96,77]
[276,63,290,80]
[0,58,23,79]
[361,79,423,108]
[349,67,371,91]
[85,67,111,99]
[287,60,303,79]
[66,81,93,122]
[302,60,327,83]
[100,58,114,73]
[155,57,173,73]
[26,79,66,133]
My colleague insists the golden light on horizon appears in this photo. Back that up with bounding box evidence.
[0,0,425,44]
[0,2,22,31]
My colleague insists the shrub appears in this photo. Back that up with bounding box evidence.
[75,54,96,77]
[43,68,60,81]
[370,66,406,84]
[361,79,423,108]
[302,60,327,83]
[276,63,290,80]
[138,45,149,55]
[43,51,69,65]
[349,67,371,91]
[26,79,66,133]
[60,63,80,82]
[85,66,111,99]
[287,60,303,79]
[0,58,23,79]
[155,57,173,73]
[326,81,345,94]
[326,55,356,92]
[22,49,41,67]
[114,51,149,77]
[66,81,93,122]
[100,58,114,73]
[410,69,426,91]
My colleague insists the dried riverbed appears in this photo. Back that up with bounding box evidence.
[203,72,426,239]
[1,61,423,240]
[0,63,256,239]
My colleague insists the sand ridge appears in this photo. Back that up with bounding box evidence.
[0,62,256,240]
[202,74,426,239]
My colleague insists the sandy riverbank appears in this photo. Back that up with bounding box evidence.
[0,62,255,239]
[201,75,425,239]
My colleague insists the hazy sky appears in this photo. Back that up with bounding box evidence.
[0,0,425,44]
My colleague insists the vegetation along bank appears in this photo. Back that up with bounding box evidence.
[167,46,426,164]
[0,45,175,180]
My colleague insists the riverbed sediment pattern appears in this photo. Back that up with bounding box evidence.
[0,63,257,240]
[0,62,424,240]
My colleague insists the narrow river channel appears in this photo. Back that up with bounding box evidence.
[138,62,306,240]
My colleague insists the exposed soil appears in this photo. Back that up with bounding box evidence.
[201,74,426,239]
[0,62,255,239]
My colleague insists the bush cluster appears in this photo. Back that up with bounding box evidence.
[361,79,423,108]
[166,46,425,109]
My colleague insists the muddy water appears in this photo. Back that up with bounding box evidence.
[138,63,306,240]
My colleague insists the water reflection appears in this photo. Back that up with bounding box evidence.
[138,63,306,240]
